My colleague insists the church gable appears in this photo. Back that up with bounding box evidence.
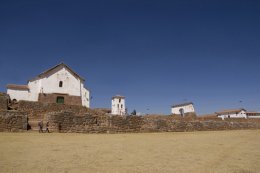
[29,63,85,82]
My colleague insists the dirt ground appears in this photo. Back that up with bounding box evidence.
[0,130,259,173]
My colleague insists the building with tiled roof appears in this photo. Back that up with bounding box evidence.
[171,102,195,116]
[7,63,90,107]
[215,108,247,120]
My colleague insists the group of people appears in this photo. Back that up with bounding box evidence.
[38,120,49,133]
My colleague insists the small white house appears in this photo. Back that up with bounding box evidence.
[7,63,90,107]
[216,108,247,120]
[171,102,195,116]
[111,95,126,116]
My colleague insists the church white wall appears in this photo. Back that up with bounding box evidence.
[27,80,40,101]
[81,86,90,108]
[7,89,30,101]
[248,116,260,118]
[111,98,125,115]
[40,67,81,96]
[171,104,195,114]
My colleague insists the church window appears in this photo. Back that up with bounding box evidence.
[56,96,64,104]
[59,81,63,87]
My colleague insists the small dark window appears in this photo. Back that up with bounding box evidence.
[121,105,123,108]
[119,98,121,103]
[56,96,64,104]
[59,81,63,87]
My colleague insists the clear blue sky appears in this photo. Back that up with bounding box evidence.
[0,0,260,115]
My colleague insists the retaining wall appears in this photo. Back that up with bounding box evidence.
[0,93,9,110]
[17,101,89,117]
[0,100,259,133]
[16,101,91,131]
[46,111,260,133]
[0,110,28,132]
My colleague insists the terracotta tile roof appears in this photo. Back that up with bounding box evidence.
[215,108,246,115]
[29,63,85,82]
[112,95,125,99]
[246,111,257,114]
[7,84,29,90]
[172,102,193,108]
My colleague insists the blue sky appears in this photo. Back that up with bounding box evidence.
[0,0,260,115]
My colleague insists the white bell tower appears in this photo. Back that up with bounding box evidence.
[111,95,126,115]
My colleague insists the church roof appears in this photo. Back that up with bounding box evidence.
[172,102,193,108]
[112,95,125,99]
[29,63,85,82]
[7,84,29,90]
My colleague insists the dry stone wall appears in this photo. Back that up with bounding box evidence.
[16,101,91,130]
[0,93,9,110]
[109,115,144,133]
[17,101,89,117]
[38,93,82,106]
[142,116,260,132]
[0,110,28,132]
[46,112,144,133]
[46,112,260,133]
[0,99,259,133]
[46,111,108,133]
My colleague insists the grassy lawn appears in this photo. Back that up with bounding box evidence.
[0,130,259,173]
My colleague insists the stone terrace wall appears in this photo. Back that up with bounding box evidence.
[17,101,89,118]
[16,101,96,131]
[109,115,144,133]
[0,92,9,110]
[46,111,109,133]
[46,112,144,133]
[46,112,260,133]
[1,99,259,133]
[0,110,27,132]
[142,115,260,132]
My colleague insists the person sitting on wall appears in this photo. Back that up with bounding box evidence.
[45,121,49,133]
[38,120,43,133]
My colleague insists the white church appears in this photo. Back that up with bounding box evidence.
[171,102,195,116]
[7,63,90,107]
[111,95,126,115]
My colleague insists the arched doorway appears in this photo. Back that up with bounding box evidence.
[179,108,185,117]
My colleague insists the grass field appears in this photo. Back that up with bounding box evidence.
[0,130,260,173]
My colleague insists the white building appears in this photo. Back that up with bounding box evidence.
[246,112,260,119]
[111,95,126,116]
[7,63,90,107]
[215,109,247,120]
[171,102,195,116]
